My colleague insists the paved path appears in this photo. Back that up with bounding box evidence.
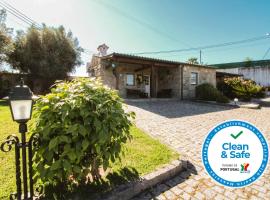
[126,100,270,200]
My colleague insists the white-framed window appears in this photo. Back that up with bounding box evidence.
[190,72,198,85]
[126,73,135,86]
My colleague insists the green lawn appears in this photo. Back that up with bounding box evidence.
[0,100,178,199]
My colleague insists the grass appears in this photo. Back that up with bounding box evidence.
[112,126,178,175]
[0,100,17,200]
[0,100,178,199]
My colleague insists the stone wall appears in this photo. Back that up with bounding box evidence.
[0,72,23,98]
[157,67,180,98]
[182,65,216,99]
[88,56,117,89]
[115,64,151,98]
[88,58,151,98]
[0,72,63,95]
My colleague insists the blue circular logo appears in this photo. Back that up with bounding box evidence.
[202,120,268,188]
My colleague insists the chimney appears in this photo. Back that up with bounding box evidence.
[97,43,109,57]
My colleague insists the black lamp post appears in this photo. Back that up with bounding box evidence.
[1,79,41,200]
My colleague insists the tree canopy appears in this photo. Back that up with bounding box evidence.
[243,57,253,67]
[0,9,13,67]
[7,25,83,93]
[187,57,199,65]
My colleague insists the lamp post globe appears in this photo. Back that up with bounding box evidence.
[9,79,33,123]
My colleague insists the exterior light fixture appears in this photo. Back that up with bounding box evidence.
[234,98,239,105]
[9,79,33,123]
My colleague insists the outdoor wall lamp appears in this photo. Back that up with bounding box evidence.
[1,78,42,200]
[234,98,239,105]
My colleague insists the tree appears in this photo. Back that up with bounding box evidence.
[187,57,199,64]
[0,9,13,67]
[244,57,252,62]
[244,57,253,67]
[7,25,83,93]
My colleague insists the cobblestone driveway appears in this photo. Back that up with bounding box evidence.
[126,100,270,200]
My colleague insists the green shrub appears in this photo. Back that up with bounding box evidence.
[216,93,230,103]
[223,77,265,101]
[31,78,135,194]
[195,83,229,103]
[217,81,234,99]
[195,83,218,101]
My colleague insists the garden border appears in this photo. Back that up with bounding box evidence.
[101,157,186,200]
[191,100,260,109]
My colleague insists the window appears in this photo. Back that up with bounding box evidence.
[126,74,135,86]
[190,72,198,85]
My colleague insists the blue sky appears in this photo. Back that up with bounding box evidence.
[4,0,270,76]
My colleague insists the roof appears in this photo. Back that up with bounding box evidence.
[216,71,242,77]
[210,59,270,69]
[101,53,215,69]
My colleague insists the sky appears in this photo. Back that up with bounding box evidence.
[3,0,270,76]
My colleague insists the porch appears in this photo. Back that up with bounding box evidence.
[109,55,182,98]
[117,65,181,98]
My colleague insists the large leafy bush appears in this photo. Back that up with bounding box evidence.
[31,78,134,191]
[195,83,229,103]
[221,77,265,101]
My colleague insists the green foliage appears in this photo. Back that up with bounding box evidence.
[44,126,179,199]
[216,93,230,103]
[223,77,265,101]
[31,78,135,195]
[7,25,83,93]
[243,57,253,67]
[217,81,233,98]
[0,9,13,66]
[195,83,229,103]
[187,57,199,64]
[0,101,177,199]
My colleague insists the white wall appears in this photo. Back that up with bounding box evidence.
[217,68,239,74]
[217,66,270,86]
[239,66,270,86]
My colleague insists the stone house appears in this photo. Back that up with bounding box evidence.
[87,44,216,99]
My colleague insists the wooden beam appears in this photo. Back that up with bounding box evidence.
[115,57,152,65]
[150,65,157,98]
[113,57,178,68]
[135,65,151,72]
[153,62,178,68]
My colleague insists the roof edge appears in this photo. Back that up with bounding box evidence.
[210,59,270,69]
[100,52,215,69]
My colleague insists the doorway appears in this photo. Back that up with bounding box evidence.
[143,75,150,97]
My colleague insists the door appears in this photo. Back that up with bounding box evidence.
[144,75,150,97]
